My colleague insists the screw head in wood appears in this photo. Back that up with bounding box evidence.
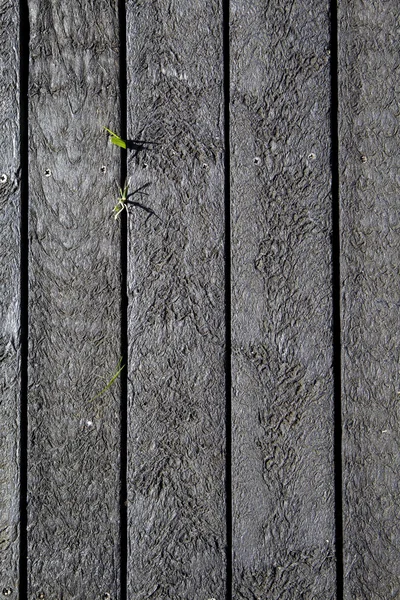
[2,589,12,597]
[44,169,51,177]
[0,174,8,183]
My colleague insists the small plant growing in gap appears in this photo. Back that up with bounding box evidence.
[103,125,156,220]
[113,179,130,219]
[103,126,127,149]
[89,357,125,403]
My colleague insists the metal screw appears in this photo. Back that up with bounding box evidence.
[100,165,107,173]
[360,155,367,163]
[0,174,8,183]
[103,594,111,600]
[308,152,316,161]
[2,589,12,597]
[253,157,261,165]
[44,169,51,177]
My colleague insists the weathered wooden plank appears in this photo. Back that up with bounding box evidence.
[27,2,122,597]
[339,1,400,597]
[230,1,336,597]
[0,2,21,596]
[126,1,226,598]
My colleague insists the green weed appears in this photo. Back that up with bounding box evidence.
[89,357,125,403]
[113,179,130,219]
[103,126,127,149]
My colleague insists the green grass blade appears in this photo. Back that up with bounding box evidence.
[89,357,125,403]
[103,126,127,150]
[111,137,127,149]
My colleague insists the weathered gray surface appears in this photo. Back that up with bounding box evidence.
[0,2,21,595]
[230,1,336,598]
[27,1,122,597]
[339,1,400,597]
[1,0,399,595]
[126,1,226,598]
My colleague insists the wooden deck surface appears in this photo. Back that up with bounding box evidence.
[1,1,399,598]
[231,1,335,598]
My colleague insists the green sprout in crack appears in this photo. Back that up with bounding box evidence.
[89,357,125,403]
[103,126,127,149]
[113,179,130,219]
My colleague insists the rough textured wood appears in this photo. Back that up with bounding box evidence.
[27,1,122,597]
[339,2,400,597]
[0,2,21,596]
[126,1,226,598]
[230,1,336,597]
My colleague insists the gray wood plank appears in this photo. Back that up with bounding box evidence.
[0,2,21,596]
[27,2,122,597]
[126,1,226,598]
[339,1,400,597]
[230,1,336,598]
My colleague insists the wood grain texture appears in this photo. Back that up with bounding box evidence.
[230,1,336,598]
[28,1,122,597]
[0,2,21,595]
[126,1,226,598]
[339,1,400,597]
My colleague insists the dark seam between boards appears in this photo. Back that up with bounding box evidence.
[119,0,128,598]
[330,1,344,598]
[223,0,233,598]
[19,0,30,597]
